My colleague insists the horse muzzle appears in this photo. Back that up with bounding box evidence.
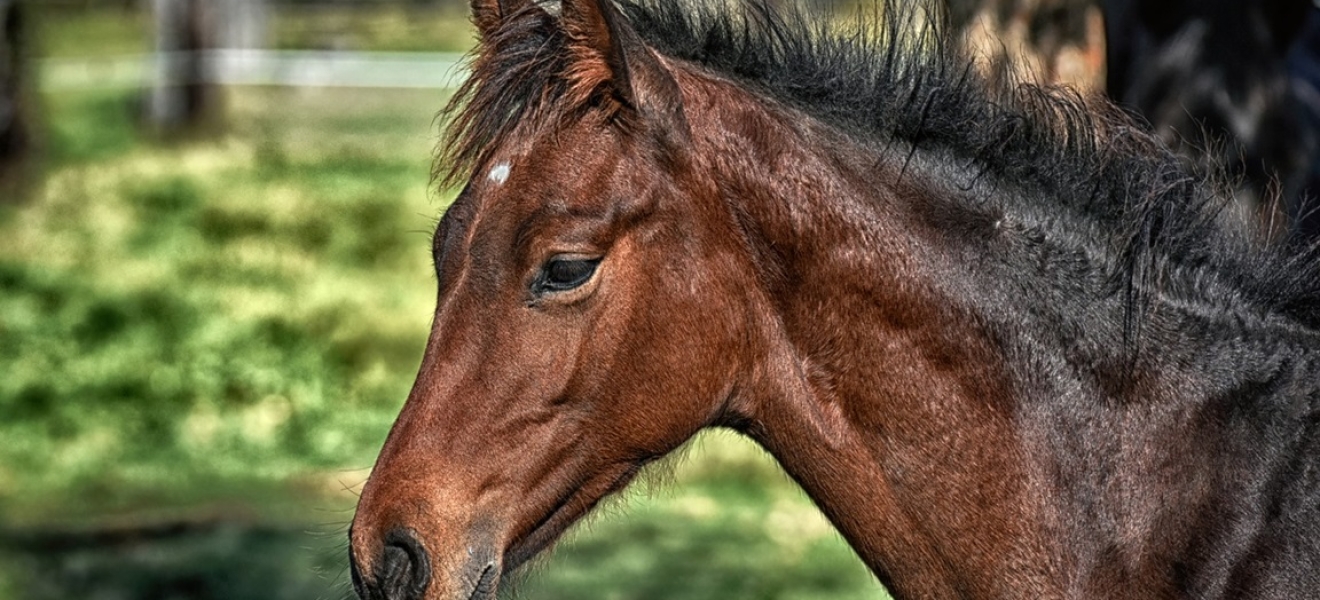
[350,527,500,600]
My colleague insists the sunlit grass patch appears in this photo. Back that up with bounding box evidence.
[0,86,447,524]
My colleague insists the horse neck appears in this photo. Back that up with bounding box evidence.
[677,69,1073,598]
[676,67,1320,599]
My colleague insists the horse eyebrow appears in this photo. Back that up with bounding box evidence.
[512,201,615,257]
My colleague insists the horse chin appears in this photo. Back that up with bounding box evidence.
[461,560,500,600]
[502,460,646,572]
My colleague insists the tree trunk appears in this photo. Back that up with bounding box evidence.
[147,0,266,133]
[214,0,267,52]
[0,0,37,202]
[147,0,216,132]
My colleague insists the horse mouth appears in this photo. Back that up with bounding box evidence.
[501,461,645,571]
[464,562,498,600]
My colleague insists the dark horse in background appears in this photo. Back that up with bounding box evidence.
[349,0,1320,598]
[1103,0,1320,240]
[950,0,1320,241]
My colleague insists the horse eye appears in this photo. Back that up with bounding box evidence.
[536,257,601,293]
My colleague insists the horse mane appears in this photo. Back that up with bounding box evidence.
[437,0,1320,332]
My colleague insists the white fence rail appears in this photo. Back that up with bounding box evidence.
[41,50,470,90]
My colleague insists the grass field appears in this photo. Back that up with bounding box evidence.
[32,4,477,58]
[0,7,888,600]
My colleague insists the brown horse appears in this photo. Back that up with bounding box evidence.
[348,0,1320,598]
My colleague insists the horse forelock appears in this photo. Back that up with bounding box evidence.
[435,2,568,189]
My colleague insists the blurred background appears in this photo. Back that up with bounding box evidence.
[3,0,1319,599]
[0,1,883,599]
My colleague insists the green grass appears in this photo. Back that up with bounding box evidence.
[32,4,475,59]
[42,88,144,164]
[0,85,445,523]
[31,6,152,58]
[270,4,476,53]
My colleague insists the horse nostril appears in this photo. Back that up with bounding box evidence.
[376,529,432,600]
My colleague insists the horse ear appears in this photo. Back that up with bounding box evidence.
[559,0,688,138]
[471,0,533,40]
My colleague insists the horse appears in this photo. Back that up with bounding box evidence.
[348,0,1320,598]
[1102,0,1320,241]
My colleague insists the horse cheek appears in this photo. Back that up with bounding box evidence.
[612,264,739,454]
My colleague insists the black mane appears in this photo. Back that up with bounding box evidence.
[440,0,1320,331]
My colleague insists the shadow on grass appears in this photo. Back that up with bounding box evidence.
[1,519,353,600]
[0,503,884,600]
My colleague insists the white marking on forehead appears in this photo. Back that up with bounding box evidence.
[488,162,511,185]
